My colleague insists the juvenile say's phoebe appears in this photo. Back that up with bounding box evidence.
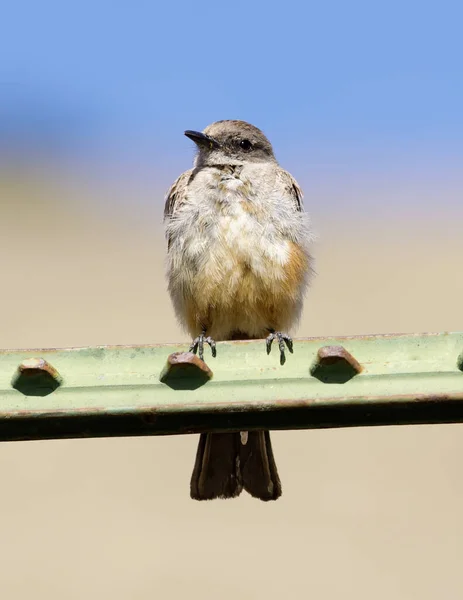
[164,120,313,501]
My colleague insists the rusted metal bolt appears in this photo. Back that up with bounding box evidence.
[160,352,213,390]
[310,345,362,384]
[12,358,63,396]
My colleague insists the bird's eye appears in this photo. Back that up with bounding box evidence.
[239,139,252,150]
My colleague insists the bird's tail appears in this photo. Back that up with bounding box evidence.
[190,431,282,501]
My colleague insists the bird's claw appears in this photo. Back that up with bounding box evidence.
[189,333,217,361]
[266,331,293,365]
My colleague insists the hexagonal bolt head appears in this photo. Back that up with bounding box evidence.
[310,345,362,384]
[160,352,213,390]
[12,358,63,396]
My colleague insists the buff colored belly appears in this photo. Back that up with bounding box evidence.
[184,203,307,339]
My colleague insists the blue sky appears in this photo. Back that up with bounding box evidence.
[1,0,462,182]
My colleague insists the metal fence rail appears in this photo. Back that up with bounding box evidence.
[0,331,463,442]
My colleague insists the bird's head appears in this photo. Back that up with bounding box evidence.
[185,120,276,167]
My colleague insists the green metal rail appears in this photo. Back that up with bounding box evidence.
[0,332,463,442]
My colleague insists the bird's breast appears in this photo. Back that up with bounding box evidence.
[202,191,290,285]
[170,165,297,283]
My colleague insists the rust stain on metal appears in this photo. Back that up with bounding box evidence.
[11,358,63,397]
[310,345,362,384]
[296,331,441,343]
[0,331,452,358]
[159,352,213,390]
[274,392,463,407]
[165,352,213,374]
[316,346,362,371]
[2,391,463,421]
[18,358,61,378]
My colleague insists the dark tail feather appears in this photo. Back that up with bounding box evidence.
[240,431,282,501]
[190,433,243,500]
[190,431,282,501]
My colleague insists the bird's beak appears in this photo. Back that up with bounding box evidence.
[184,130,221,150]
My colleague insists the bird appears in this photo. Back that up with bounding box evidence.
[164,120,313,501]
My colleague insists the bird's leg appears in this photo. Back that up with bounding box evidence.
[266,329,293,365]
[189,331,217,361]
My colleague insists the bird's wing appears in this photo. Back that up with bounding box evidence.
[164,168,194,220]
[275,168,304,212]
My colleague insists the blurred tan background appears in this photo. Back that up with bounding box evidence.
[1,167,463,599]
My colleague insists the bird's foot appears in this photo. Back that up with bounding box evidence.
[266,330,293,365]
[189,332,217,362]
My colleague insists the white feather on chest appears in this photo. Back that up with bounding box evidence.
[167,165,308,282]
